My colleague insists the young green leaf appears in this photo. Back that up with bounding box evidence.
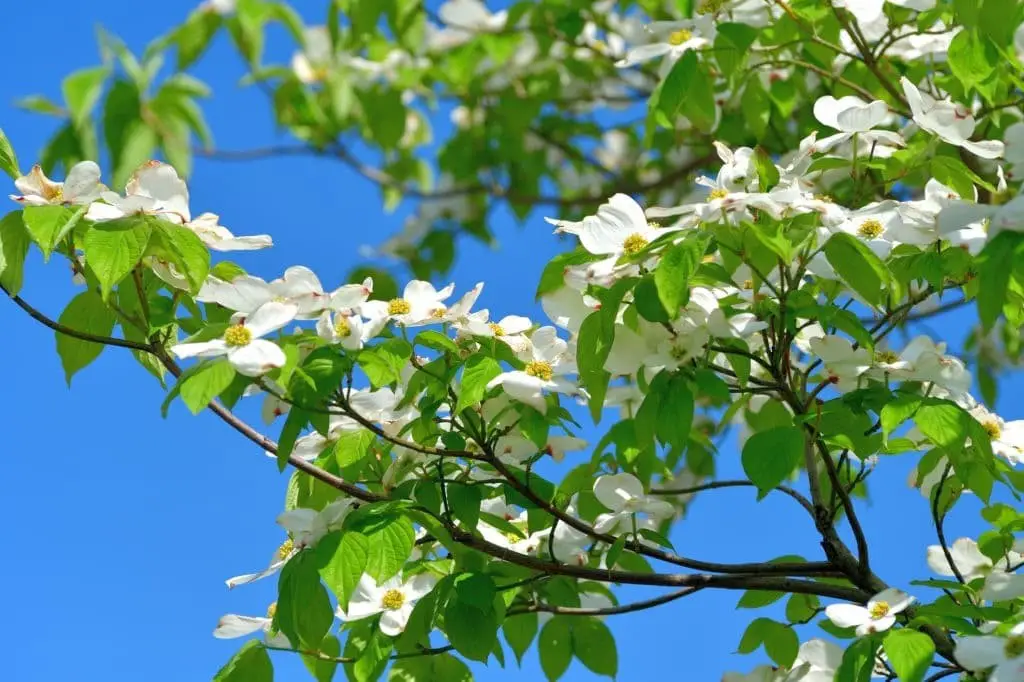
[742,426,804,499]
[213,641,273,682]
[82,218,152,299]
[316,531,370,612]
[55,290,118,386]
[180,359,236,415]
[824,233,891,307]
[0,128,20,180]
[883,629,935,682]
[539,616,573,681]
[456,354,501,413]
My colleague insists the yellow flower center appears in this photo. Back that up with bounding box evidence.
[1005,635,1024,658]
[857,219,884,239]
[815,194,834,203]
[505,530,524,543]
[647,220,662,228]
[698,0,725,14]
[874,350,899,364]
[742,279,754,290]
[334,317,352,338]
[489,323,505,336]
[668,29,693,46]
[430,307,446,319]
[669,345,689,361]
[381,588,405,610]
[982,420,1002,440]
[46,185,64,202]
[277,538,294,561]
[869,601,890,619]
[388,298,411,315]
[223,324,253,347]
[525,360,554,382]
[622,233,649,255]
[708,188,728,201]
[266,602,277,619]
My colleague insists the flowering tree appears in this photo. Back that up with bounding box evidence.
[4,0,1024,680]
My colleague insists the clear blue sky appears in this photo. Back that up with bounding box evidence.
[1,3,1019,681]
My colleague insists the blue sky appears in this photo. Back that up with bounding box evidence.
[1,2,1020,681]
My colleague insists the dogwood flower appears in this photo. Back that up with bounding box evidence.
[784,639,843,682]
[170,301,296,376]
[186,212,272,251]
[926,537,1022,581]
[553,193,674,262]
[213,604,289,647]
[487,326,577,413]
[615,18,715,73]
[901,78,1005,159]
[337,572,437,636]
[360,280,455,327]
[592,473,674,534]
[198,267,347,319]
[968,404,1024,465]
[316,310,386,350]
[939,194,1024,241]
[10,161,103,206]
[809,335,872,388]
[812,95,903,154]
[86,160,191,223]
[825,588,914,635]
[955,622,1024,681]
[982,572,1024,602]
[291,27,332,84]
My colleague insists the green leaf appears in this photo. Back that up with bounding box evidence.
[389,654,472,682]
[883,629,935,682]
[448,483,482,531]
[737,590,786,609]
[415,329,459,354]
[213,640,273,682]
[880,394,922,442]
[737,618,798,667]
[22,205,87,260]
[456,354,501,413]
[333,429,375,474]
[742,426,804,499]
[364,515,416,582]
[362,88,406,148]
[651,51,715,132]
[316,531,370,612]
[180,359,236,415]
[948,30,998,90]
[55,290,118,386]
[0,128,20,180]
[445,591,499,662]
[147,222,210,295]
[0,211,30,294]
[753,147,780,191]
[824,233,891,307]
[539,616,573,681]
[275,551,334,650]
[276,408,308,471]
[358,338,412,388]
[978,232,1024,330]
[656,374,694,446]
[713,22,759,77]
[654,238,701,317]
[915,400,970,450]
[571,617,617,678]
[82,218,152,300]
[302,634,340,682]
[176,8,223,70]
[979,0,1019,46]
[503,613,538,666]
[62,66,108,125]
[837,635,880,682]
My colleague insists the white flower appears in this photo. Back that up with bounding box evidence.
[592,472,673,534]
[170,301,296,376]
[900,78,1004,159]
[213,605,290,647]
[939,194,1024,241]
[198,266,339,319]
[784,638,843,682]
[554,193,675,261]
[809,335,871,387]
[486,326,577,414]
[201,0,237,14]
[812,95,903,154]
[316,310,386,351]
[86,161,191,223]
[926,537,1021,581]
[981,572,1024,602]
[337,572,437,636]
[968,404,1024,465]
[869,336,972,397]
[955,622,1024,680]
[291,27,332,84]
[186,212,272,252]
[9,161,102,206]
[615,18,715,74]
[360,280,455,327]
[824,588,914,636]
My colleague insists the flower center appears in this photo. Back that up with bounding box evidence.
[430,307,447,319]
[266,602,277,619]
[223,324,253,347]
[982,420,1002,440]
[869,601,890,619]
[857,219,884,239]
[46,185,64,202]
[334,317,352,338]
[669,345,689,361]
[489,323,505,336]
[505,530,523,543]
[1005,635,1024,659]
[622,233,649,255]
[874,349,899,364]
[525,360,554,382]
[668,29,692,46]
[381,588,405,610]
[815,194,834,203]
[742,278,754,290]
[708,188,728,201]
[277,538,294,561]
[388,298,411,315]
[697,0,725,13]
[647,220,662,228]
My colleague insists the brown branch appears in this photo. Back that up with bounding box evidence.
[651,480,816,517]
[508,586,703,617]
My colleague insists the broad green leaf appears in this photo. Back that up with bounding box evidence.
[361,88,406,148]
[654,238,701,317]
[179,359,236,414]
[176,8,223,70]
[0,128,20,180]
[948,30,998,90]
[978,231,1023,330]
[571,617,617,678]
[275,551,334,650]
[539,616,573,681]
[504,613,538,666]
[147,222,210,295]
[880,394,922,442]
[333,429,375,473]
[448,483,482,531]
[445,592,499,662]
[652,50,715,132]
[713,22,759,78]
[415,329,459,354]
[837,635,880,682]
[0,211,31,294]
[656,373,694,447]
[737,590,786,609]
[302,634,340,682]
[915,400,970,450]
[55,290,118,386]
[213,640,273,682]
[737,618,798,667]
[82,218,152,299]
[23,205,87,260]
[456,354,501,413]
[316,531,370,612]
[742,426,804,499]
[824,233,890,307]
[62,66,109,124]
[364,515,416,581]
[753,147,780,192]
[389,654,472,682]
[883,629,935,682]
[358,338,412,388]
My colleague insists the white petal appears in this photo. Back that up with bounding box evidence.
[197,275,273,313]
[981,572,1024,602]
[170,340,228,359]
[961,138,1005,159]
[225,558,287,589]
[404,573,437,601]
[228,340,287,377]
[825,603,869,628]
[245,301,299,337]
[870,588,914,614]
[593,472,644,512]
[213,615,269,639]
[615,43,672,67]
[955,635,1006,671]
[63,161,103,202]
[129,161,190,221]
[378,604,411,636]
[836,99,888,132]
